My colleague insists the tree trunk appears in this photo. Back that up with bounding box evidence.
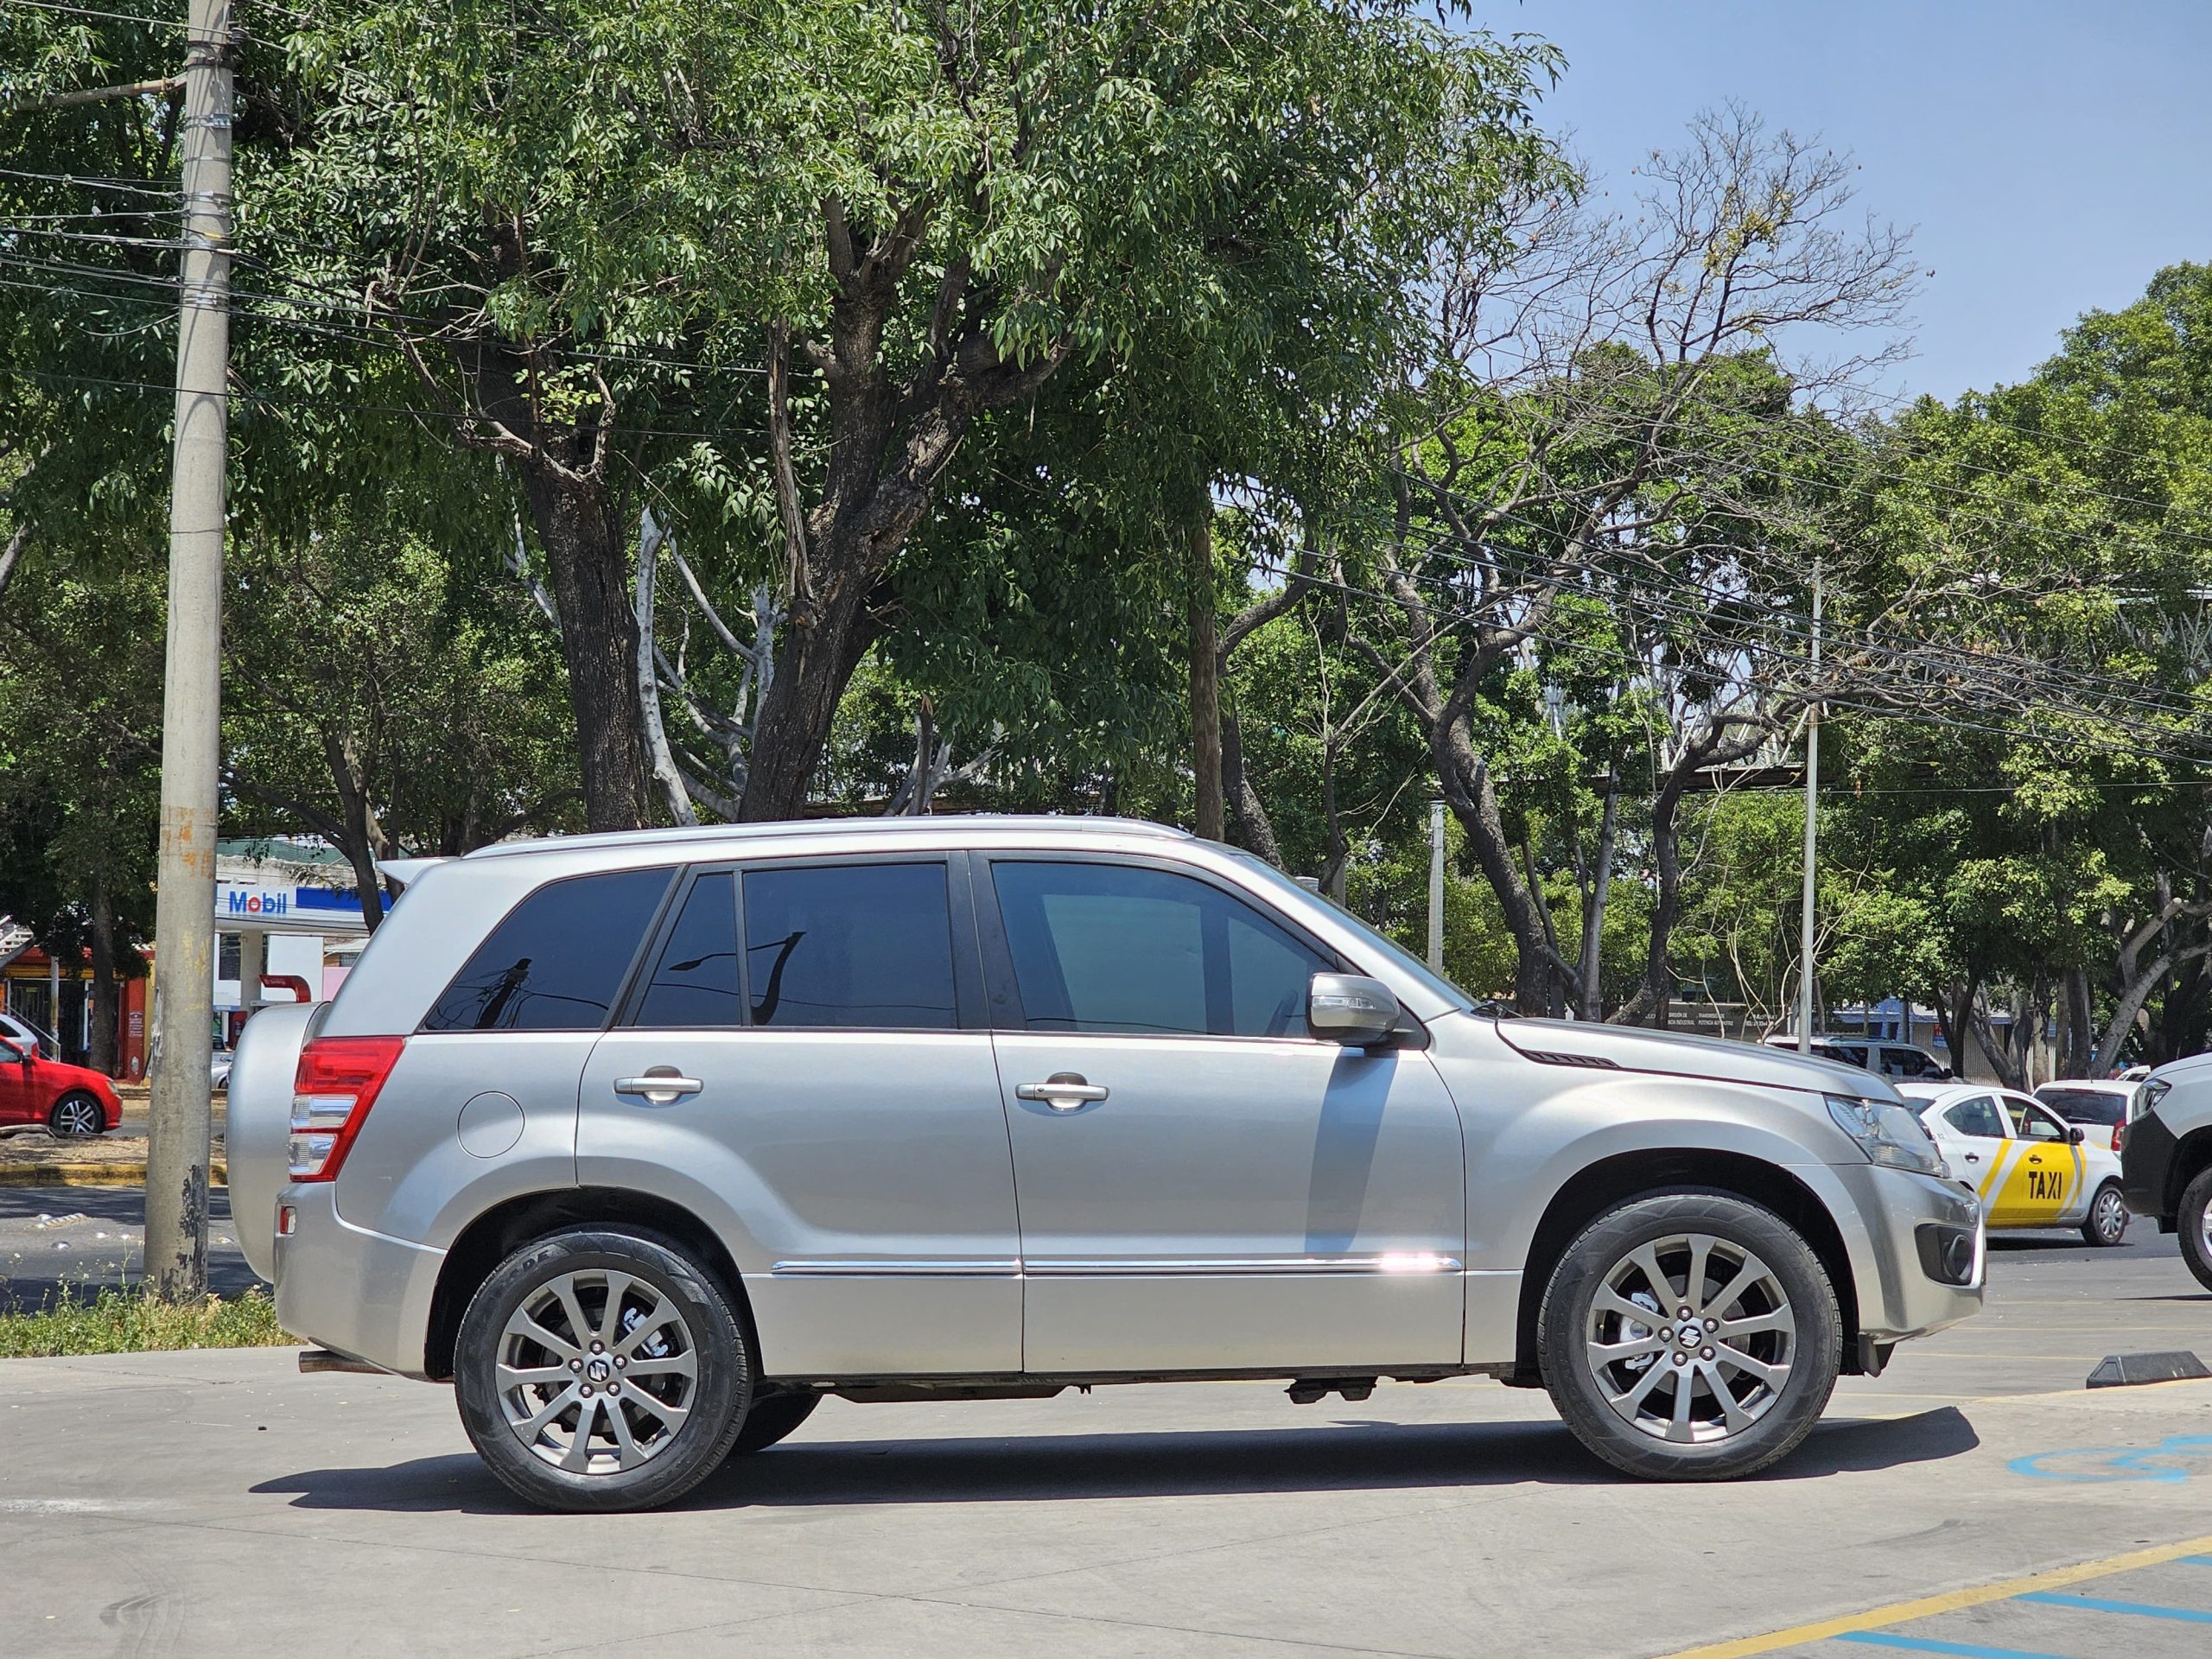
[737,572,880,821]
[1187,511,1224,842]
[519,472,653,832]
[1614,780,1684,1029]
[1220,707,1281,868]
[1437,722,1555,1014]
[88,876,117,1077]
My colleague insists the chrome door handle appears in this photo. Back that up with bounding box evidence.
[1016,1073,1109,1111]
[1963,1154,1980,1163]
[613,1069,703,1104]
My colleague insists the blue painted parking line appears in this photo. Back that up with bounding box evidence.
[2017,1589,2212,1622]
[1830,1634,2075,1659]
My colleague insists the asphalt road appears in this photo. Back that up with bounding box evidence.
[0,1186,257,1311]
[3,1209,2212,1657]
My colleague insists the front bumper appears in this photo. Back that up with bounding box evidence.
[2121,1111,2179,1223]
[270,1183,446,1378]
[1831,1162,1986,1343]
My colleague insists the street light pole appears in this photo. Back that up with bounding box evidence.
[1796,564,1823,1057]
[1427,800,1446,972]
[144,0,233,1302]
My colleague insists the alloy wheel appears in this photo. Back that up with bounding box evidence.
[1583,1232,1796,1445]
[2093,1186,2127,1244]
[51,1096,102,1138]
[495,1268,699,1475]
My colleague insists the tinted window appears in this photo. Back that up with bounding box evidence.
[992,861,1331,1038]
[742,862,957,1029]
[1943,1095,2008,1140]
[2037,1087,2126,1127]
[423,868,671,1032]
[1884,1047,1943,1078]
[632,873,740,1027]
[1818,1043,1870,1069]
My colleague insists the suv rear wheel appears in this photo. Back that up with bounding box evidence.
[1538,1192,1842,1481]
[454,1227,751,1512]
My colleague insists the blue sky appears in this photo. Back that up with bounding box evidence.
[1510,0,2212,403]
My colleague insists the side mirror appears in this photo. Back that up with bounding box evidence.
[2068,1125,2086,1145]
[1308,973,1402,1047]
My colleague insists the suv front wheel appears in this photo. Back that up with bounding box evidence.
[454,1227,752,1512]
[1538,1193,1842,1480]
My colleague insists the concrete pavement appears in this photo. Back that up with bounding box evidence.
[3,1236,2210,1656]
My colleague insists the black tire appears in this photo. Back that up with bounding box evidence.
[2179,1167,2212,1294]
[728,1389,820,1456]
[48,1091,105,1139]
[454,1228,752,1512]
[1538,1192,1843,1481]
[2080,1180,2129,1248]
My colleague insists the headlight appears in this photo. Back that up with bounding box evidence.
[1827,1094,1948,1177]
[2137,1078,2170,1122]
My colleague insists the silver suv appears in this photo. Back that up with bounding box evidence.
[230,817,1982,1511]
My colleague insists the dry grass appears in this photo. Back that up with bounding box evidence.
[0,1283,290,1357]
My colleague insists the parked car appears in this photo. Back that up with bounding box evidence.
[2033,1080,2138,1154]
[2121,1058,2212,1290]
[1762,1034,1955,1082]
[1902,1082,2127,1247]
[0,1030,122,1138]
[230,817,1984,1511]
[0,1009,58,1060]
[211,1046,234,1090]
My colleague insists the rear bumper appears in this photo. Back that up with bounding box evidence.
[271,1183,445,1379]
[2121,1111,2179,1222]
[1832,1163,1985,1343]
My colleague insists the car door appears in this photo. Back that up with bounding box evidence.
[1925,1091,2014,1207]
[1993,1093,2084,1227]
[0,1036,31,1124]
[978,855,1465,1374]
[577,856,1022,1378]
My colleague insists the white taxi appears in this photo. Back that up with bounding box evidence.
[1899,1082,2129,1247]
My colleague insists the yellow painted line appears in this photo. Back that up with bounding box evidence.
[1652,1533,2212,1659]
[0,1164,226,1188]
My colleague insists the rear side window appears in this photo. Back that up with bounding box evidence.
[421,868,671,1032]
[1884,1046,1942,1078]
[742,861,957,1029]
[990,860,1331,1038]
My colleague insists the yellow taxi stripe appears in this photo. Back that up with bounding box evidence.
[1974,1145,2009,1202]
[1649,1533,2212,1659]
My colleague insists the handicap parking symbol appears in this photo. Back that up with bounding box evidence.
[2010,1434,2212,1483]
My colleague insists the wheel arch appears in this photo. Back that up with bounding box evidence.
[1509,1148,1862,1384]
[2166,1126,2212,1217]
[423,1187,755,1382]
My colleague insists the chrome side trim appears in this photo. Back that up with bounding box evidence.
[770,1259,1021,1278]
[769,1254,1465,1278]
[1024,1253,1463,1276]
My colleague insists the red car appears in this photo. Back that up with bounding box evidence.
[0,1032,122,1137]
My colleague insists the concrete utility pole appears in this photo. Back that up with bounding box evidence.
[1796,565,1823,1056]
[145,0,234,1302]
[1427,800,1446,972]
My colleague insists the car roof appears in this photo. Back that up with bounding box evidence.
[2034,1079,2134,1096]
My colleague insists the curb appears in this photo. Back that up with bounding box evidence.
[0,1165,227,1188]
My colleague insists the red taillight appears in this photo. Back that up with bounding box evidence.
[289,1036,405,1183]
[2112,1124,2126,1154]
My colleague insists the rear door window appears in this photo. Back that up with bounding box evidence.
[1942,1095,2009,1140]
[632,872,741,1028]
[741,861,958,1029]
[422,868,672,1032]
